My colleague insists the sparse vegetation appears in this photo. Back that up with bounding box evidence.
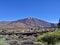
[0,28,58,45]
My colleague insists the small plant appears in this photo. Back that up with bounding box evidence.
[0,38,6,45]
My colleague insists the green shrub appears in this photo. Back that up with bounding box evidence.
[0,38,6,45]
[36,30,60,45]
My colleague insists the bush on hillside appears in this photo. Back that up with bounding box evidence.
[36,30,60,45]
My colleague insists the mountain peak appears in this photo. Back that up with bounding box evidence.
[26,17,39,21]
[27,17,35,19]
[14,17,55,27]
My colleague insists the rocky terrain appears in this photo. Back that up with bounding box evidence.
[0,32,43,45]
[0,28,57,45]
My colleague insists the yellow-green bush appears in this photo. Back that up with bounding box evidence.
[36,30,60,45]
[0,38,6,45]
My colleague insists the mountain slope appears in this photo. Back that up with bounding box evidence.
[13,17,55,27]
[0,17,56,30]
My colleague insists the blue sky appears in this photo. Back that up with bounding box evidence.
[0,0,60,23]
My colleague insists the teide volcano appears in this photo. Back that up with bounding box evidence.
[0,17,56,30]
